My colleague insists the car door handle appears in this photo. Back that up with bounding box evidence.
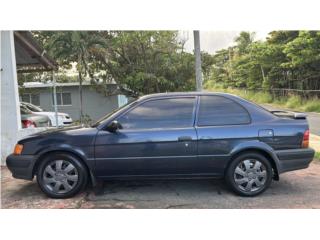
[178,136,192,141]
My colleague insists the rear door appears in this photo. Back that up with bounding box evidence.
[94,97,198,177]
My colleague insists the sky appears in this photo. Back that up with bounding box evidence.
[180,30,271,54]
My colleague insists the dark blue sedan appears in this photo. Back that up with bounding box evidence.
[6,92,315,198]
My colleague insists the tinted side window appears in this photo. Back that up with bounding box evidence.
[198,96,250,126]
[117,98,195,129]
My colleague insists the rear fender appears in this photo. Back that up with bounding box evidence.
[230,141,281,176]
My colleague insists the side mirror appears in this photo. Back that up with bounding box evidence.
[106,120,122,132]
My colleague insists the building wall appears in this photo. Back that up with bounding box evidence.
[1,31,22,165]
[21,85,121,122]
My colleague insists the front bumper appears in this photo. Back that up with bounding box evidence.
[276,148,315,174]
[6,154,37,180]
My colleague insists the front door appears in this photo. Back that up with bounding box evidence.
[94,97,197,177]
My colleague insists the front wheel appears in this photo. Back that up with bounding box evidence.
[37,153,88,199]
[225,152,273,197]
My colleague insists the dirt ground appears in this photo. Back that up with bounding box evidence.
[1,161,320,209]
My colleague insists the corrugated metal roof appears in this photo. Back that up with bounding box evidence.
[14,31,58,73]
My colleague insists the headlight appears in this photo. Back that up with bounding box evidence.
[13,144,23,155]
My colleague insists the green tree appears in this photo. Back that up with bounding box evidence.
[91,31,213,97]
[34,31,107,122]
[234,31,255,55]
[33,31,213,99]
[283,31,320,90]
[208,30,320,91]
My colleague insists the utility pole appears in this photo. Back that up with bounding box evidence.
[193,30,203,91]
[52,71,59,128]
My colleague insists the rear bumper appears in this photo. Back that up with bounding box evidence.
[276,148,315,174]
[6,154,37,180]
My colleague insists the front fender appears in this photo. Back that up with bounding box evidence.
[33,144,96,185]
[35,144,89,161]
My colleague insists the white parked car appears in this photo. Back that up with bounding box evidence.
[21,102,73,127]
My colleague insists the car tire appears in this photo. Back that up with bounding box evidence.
[225,152,273,197]
[37,153,88,199]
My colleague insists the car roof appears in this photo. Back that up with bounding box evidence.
[137,91,276,121]
[138,91,239,100]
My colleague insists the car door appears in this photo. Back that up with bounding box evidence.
[193,95,252,176]
[94,97,198,177]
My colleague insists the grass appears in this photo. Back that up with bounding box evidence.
[205,83,320,113]
[304,99,320,112]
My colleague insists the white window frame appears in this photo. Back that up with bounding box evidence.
[21,93,41,106]
[53,92,72,106]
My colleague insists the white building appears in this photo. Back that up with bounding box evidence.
[20,82,128,122]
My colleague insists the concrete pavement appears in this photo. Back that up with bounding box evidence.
[307,112,320,136]
[310,134,320,152]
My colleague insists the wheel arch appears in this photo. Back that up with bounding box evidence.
[33,149,96,186]
[228,146,280,180]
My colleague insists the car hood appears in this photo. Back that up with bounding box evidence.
[18,125,97,144]
[18,126,99,155]
[34,125,83,135]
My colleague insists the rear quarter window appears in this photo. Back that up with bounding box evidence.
[197,95,251,126]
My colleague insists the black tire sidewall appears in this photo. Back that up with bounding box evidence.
[225,152,273,197]
[37,153,88,199]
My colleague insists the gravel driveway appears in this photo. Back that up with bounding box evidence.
[1,160,320,209]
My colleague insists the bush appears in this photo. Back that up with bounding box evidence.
[205,84,320,113]
[252,92,273,104]
[285,95,302,109]
[303,99,320,112]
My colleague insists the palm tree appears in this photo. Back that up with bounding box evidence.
[235,31,255,55]
[47,31,106,123]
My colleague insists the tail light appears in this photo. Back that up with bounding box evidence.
[22,120,36,128]
[302,130,309,148]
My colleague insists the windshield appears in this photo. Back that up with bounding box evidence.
[23,103,43,112]
[91,100,137,128]
[20,105,32,114]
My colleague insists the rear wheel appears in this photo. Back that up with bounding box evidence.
[37,153,88,199]
[225,152,273,197]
